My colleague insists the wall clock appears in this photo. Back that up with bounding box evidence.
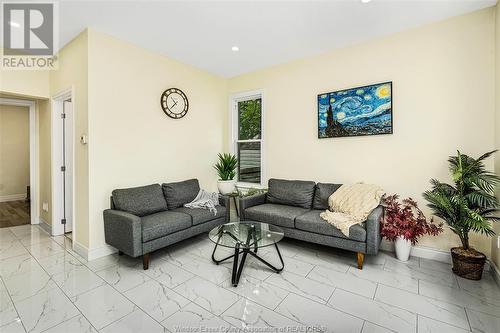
[160,88,189,119]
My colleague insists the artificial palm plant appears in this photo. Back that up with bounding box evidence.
[423,150,499,279]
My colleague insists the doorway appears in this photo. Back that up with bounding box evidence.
[51,89,74,243]
[0,104,30,227]
[0,99,37,228]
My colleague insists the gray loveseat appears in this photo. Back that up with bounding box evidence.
[239,179,383,269]
[103,179,229,269]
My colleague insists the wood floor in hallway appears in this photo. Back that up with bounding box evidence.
[0,200,30,228]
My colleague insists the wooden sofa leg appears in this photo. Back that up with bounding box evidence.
[357,252,364,270]
[143,253,150,270]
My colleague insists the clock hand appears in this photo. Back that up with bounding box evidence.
[170,97,178,108]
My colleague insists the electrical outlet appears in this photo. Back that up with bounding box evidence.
[42,203,49,212]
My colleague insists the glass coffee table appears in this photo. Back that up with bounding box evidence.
[209,221,285,287]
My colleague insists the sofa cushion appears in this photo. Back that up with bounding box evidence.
[141,211,192,242]
[313,183,342,210]
[295,210,366,242]
[244,203,309,228]
[162,179,200,209]
[267,179,316,209]
[172,206,226,226]
[112,184,168,217]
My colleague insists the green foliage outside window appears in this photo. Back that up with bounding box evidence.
[238,99,261,140]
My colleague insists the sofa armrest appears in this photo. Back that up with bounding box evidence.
[103,209,143,257]
[366,205,383,255]
[219,195,230,222]
[239,193,266,220]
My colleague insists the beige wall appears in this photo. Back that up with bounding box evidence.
[0,58,50,219]
[229,8,496,255]
[86,30,227,250]
[0,32,87,235]
[0,67,50,99]
[0,96,50,226]
[50,30,90,246]
[492,3,500,268]
[38,100,51,224]
[0,105,30,199]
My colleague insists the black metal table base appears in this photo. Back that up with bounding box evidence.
[212,241,284,287]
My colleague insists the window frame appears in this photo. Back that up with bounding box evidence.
[229,90,265,189]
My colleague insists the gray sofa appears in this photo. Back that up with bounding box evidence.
[103,179,229,269]
[239,179,383,269]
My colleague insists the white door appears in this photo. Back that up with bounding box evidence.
[62,100,73,233]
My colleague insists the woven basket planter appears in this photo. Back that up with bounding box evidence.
[451,247,486,280]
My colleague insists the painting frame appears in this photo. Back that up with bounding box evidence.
[317,81,393,139]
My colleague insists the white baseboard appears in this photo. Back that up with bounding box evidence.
[88,244,117,261]
[380,240,491,271]
[0,194,26,202]
[72,241,117,261]
[490,260,500,288]
[38,217,51,234]
[72,241,88,260]
[410,245,453,263]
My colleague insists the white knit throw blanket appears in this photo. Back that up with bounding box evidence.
[184,189,220,215]
[320,184,383,237]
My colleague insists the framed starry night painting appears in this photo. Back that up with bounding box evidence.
[317,82,393,138]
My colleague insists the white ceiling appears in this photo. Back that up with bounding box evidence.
[54,0,497,77]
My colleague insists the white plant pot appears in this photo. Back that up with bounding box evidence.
[217,180,236,195]
[395,236,412,262]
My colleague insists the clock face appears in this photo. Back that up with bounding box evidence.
[160,88,189,119]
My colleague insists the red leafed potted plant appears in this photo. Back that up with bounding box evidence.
[381,194,443,261]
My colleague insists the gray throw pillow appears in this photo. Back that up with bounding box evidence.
[112,184,168,217]
[162,179,200,209]
[313,183,342,210]
[267,178,316,209]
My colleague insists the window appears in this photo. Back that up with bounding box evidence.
[232,92,263,185]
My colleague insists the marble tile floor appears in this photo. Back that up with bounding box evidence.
[1,224,499,333]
